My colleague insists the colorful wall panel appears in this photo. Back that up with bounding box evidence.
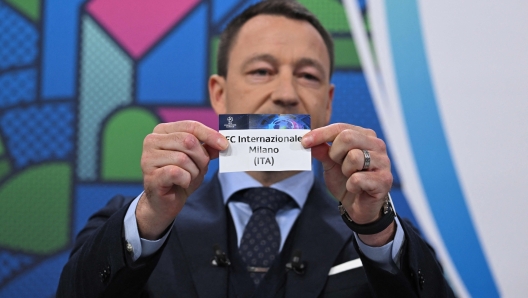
[0,0,416,296]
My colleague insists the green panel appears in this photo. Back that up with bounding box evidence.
[210,36,220,75]
[298,0,350,32]
[364,13,371,32]
[5,0,41,22]
[0,163,71,254]
[0,137,4,155]
[0,159,10,180]
[334,38,360,68]
[102,108,158,181]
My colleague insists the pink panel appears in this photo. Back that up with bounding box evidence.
[157,107,218,130]
[86,0,200,59]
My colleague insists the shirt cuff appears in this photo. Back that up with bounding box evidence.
[353,217,405,273]
[123,192,173,261]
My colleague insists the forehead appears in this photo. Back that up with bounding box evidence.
[228,14,331,75]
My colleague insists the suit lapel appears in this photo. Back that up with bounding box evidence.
[171,176,356,297]
[284,180,355,297]
[173,176,230,298]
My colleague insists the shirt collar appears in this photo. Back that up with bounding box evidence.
[218,171,314,209]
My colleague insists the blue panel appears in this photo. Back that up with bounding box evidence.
[0,69,37,108]
[204,158,219,182]
[0,3,38,70]
[74,184,144,235]
[212,0,240,24]
[214,0,260,33]
[331,71,383,137]
[41,0,86,99]
[331,70,401,185]
[335,0,366,10]
[357,0,366,10]
[385,0,499,296]
[137,4,207,105]
[0,252,68,298]
[0,103,74,168]
[0,250,34,284]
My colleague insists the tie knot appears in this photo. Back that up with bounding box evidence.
[242,187,291,214]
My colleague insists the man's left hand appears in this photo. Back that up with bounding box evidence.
[301,123,394,245]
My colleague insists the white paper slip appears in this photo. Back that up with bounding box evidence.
[219,114,311,172]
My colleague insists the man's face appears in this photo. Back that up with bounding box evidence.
[209,14,334,129]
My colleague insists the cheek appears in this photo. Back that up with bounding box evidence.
[226,84,273,113]
[310,114,327,129]
[305,95,331,128]
[225,87,257,113]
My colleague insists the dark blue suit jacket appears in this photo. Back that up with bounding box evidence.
[57,176,454,297]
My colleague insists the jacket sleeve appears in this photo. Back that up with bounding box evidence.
[353,216,456,298]
[56,195,168,298]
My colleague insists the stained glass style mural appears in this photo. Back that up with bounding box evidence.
[0,0,413,296]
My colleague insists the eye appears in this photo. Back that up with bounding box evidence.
[298,71,322,84]
[251,68,271,76]
[246,67,274,83]
[301,73,320,81]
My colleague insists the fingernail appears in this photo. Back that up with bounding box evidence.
[218,137,228,150]
[302,135,312,147]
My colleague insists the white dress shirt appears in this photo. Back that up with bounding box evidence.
[123,171,404,272]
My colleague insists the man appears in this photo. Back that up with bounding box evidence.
[58,1,454,297]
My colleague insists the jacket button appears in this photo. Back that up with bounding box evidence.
[100,265,111,284]
[418,269,425,290]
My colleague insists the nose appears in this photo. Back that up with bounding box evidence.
[271,73,299,108]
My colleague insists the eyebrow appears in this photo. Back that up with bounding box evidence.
[296,58,327,79]
[241,54,328,79]
[241,54,279,70]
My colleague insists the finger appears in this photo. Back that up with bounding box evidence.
[143,132,211,172]
[153,121,228,150]
[310,143,337,171]
[144,151,201,181]
[341,149,390,177]
[204,144,220,160]
[301,123,376,148]
[327,129,376,165]
[312,143,349,201]
[345,171,392,199]
[150,165,193,191]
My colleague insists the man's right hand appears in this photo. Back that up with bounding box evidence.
[136,121,228,240]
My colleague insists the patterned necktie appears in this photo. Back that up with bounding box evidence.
[238,187,291,285]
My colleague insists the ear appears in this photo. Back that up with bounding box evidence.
[325,83,335,125]
[209,74,227,114]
